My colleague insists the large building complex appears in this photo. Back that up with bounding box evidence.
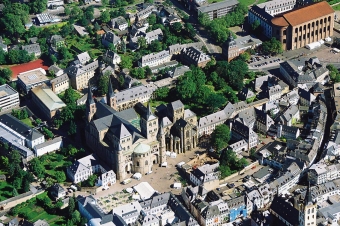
[248,1,334,50]
[17,68,50,94]
[85,81,198,180]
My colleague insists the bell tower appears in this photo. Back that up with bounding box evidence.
[86,85,96,122]
[298,179,316,226]
[158,120,167,165]
[107,77,116,109]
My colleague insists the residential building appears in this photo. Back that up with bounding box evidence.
[47,0,64,9]
[66,60,99,90]
[0,113,45,149]
[139,50,171,67]
[276,124,300,139]
[222,34,262,62]
[181,47,211,68]
[197,0,239,20]
[275,105,300,126]
[169,42,203,56]
[258,140,287,169]
[226,195,247,221]
[73,24,89,37]
[271,1,334,50]
[76,52,91,65]
[102,50,121,66]
[136,5,156,21]
[318,201,340,225]
[17,68,50,94]
[49,35,65,50]
[67,154,116,187]
[111,16,128,30]
[309,163,340,185]
[0,84,20,112]
[50,74,69,94]
[247,190,264,214]
[48,65,64,77]
[50,183,66,200]
[255,109,274,134]
[21,44,41,57]
[298,87,316,106]
[280,57,329,88]
[102,31,121,48]
[31,86,66,120]
[230,118,259,150]
[109,84,157,111]
[34,137,63,157]
[168,65,191,78]
[270,196,299,226]
[238,87,255,101]
[253,166,273,183]
[145,28,163,44]
[189,162,220,186]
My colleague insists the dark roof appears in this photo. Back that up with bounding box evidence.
[0,114,43,140]
[270,196,299,226]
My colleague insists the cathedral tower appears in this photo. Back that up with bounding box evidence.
[158,120,167,164]
[141,102,158,140]
[298,181,316,226]
[86,85,96,122]
[106,77,116,109]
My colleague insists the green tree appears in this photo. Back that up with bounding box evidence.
[137,37,147,49]
[64,6,71,16]
[72,210,81,224]
[60,23,73,37]
[30,0,48,14]
[63,88,79,105]
[55,171,66,183]
[238,52,250,62]
[172,22,182,34]
[68,196,75,217]
[68,121,77,136]
[100,11,111,23]
[43,127,54,139]
[148,14,157,25]
[55,199,64,209]
[205,93,226,112]
[0,68,12,81]
[0,49,7,65]
[149,40,162,52]
[198,12,210,27]
[130,67,145,79]
[0,156,9,169]
[85,175,97,187]
[102,0,109,5]
[98,71,110,96]
[12,188,19,197]
[30,158,45,180]
[184,23,196,39]
[262,37,283,55]
[84,6,94,21]
[120,55,133,69]
[94,22,101,31]
[1,13,26,38]
[154,87,170,100]
[211,124,230,151]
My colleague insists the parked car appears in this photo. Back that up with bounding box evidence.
[227,183,235,188]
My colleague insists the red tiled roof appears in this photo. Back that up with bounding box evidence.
[10,59,50,80]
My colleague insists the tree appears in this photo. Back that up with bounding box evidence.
[64,6,71,16]
[198,12,210,27]
[210,124,230,151]
[238,52,250,62]
[30,158,45,180]
[72,210,81,224]
[68,196,75,217]
[60,23,73,37]
[13,177,22,190]
[26,26,41,39]
[0,156,9,169]
[55,199,64,209]
[130,67,145,79]
[94,22,101,31]
[148,14,157,25]
[102,0,109,6]
[84,6,94,21]
[98,71,110,96]
[154,87,170,100]
[0,68,12,81]
[30,0,48,14]
[43,127,54,139]
[149,40,162,52]
[68,121,77,136]
[0,49,7,65]
[1,13,26,38]
[85,174,97,187]
[172,22,182,34]
[55,171,66,183]
[137,37,147,49]
[205,93,226,112]
[12,188,19,197]
[63,88,79,105]
[145,66,152,78]
[184,23,196,39]
[100,11,111,23]
[262,37,283,55]
[120,55,133,69]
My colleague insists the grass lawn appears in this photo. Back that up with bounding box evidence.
[0,181,14,202]
[41,153,72,179]
[238,0,256,6]
[20,118,33,128]
[13,192,66,225]
[333,4,340,10]
[66,36,99,53]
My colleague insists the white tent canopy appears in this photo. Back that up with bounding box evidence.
[173,183,181,189]
[161,162,168,167]
[125,188,133,193]
[306,42,321,50]
[133,182,156,200]
[170,152,177,158]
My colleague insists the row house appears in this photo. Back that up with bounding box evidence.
[139,50,171,67]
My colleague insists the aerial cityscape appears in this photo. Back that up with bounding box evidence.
[0,0,340,225]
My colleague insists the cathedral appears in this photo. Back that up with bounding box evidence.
[85,80,198,180]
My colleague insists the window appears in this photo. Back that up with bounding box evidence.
[299,26,302,31]
[283,39,286,43]
[137,161,139,166]
[295,28,298,33]
[283,30,286,35]
[316,21,319,26]
[295,37,297,42]
[304,25,306,30]
[308,23,310,29]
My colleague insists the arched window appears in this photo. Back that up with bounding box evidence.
[308,209,310,214]
[312,22,315,27]
[329,16,331,21]
[145,160,148,165]
[304,25,306,30]
[137,161,140,167]
[316,21,319,26]
[295,28,298,33]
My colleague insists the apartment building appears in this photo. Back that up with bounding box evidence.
[181,47,211,68]
[67,60,99,90]
[111,16,128,30]
[50,74,69,94]
[139,50,171,67]
[197,0,239,20]
[0,84,20,112]
[309,163,340,185]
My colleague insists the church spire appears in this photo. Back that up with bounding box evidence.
[87,84,94,105]
[107,77,114,98]
[146,102,153,120]
[305,181,313,206]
